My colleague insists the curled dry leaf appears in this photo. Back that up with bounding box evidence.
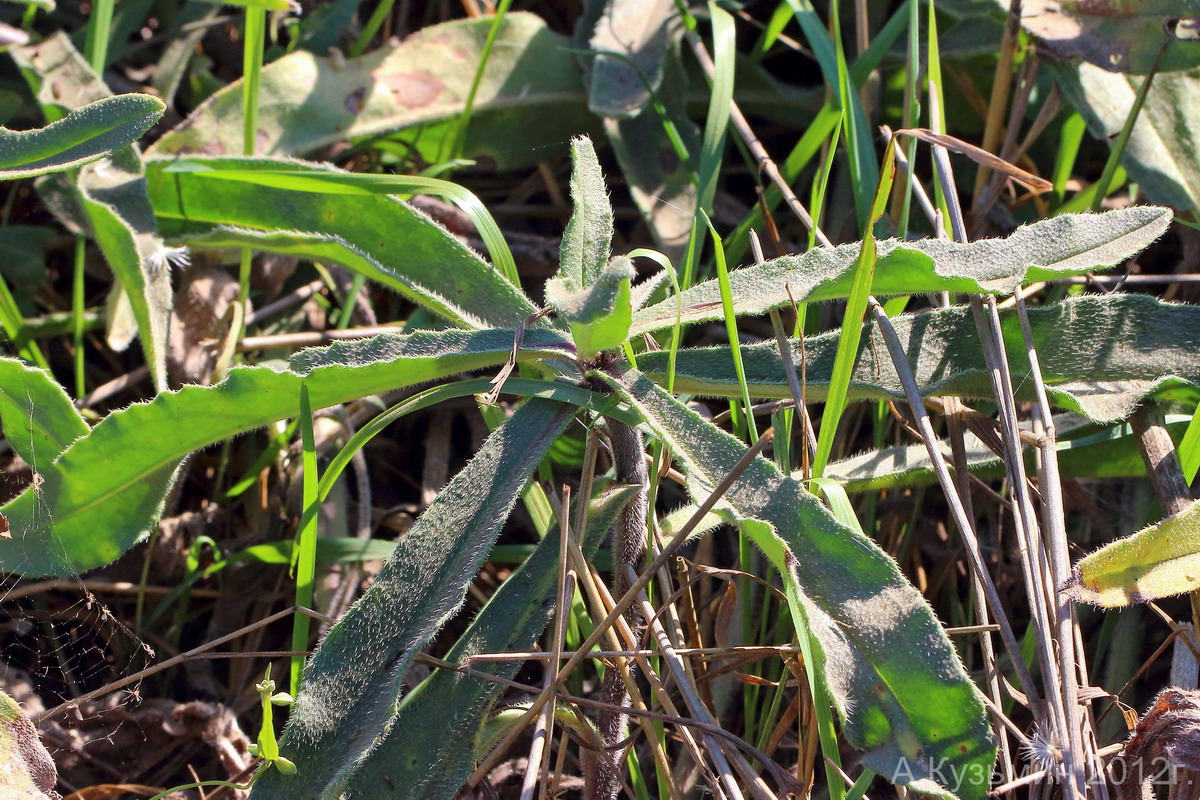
[1115,688,1200,800]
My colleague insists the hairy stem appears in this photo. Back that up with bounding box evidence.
[584,419,648,800]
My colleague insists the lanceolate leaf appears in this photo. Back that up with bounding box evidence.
[147,13,596,170]
[144,157,539,330]
[1049,62,1200,211]
[78,147,173,391]
[640,294,1200,424]
[0,93,163,179]
[0,329,573,577]
[559,136,614,288]
[602,369,995,799]
[1065,502,1200,608]
[249,398,577,800]
[0,357,88,469]
[342,485,638,800]
[631,206,1171,335]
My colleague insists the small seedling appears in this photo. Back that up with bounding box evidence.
[247,667,297,775]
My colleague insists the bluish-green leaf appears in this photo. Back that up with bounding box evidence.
[0,329,573,577]
[602,369,996,800]
[559,136,614,288]
[341,485,637,800]
[631,206,1171,336]
[249,398,576,800]
[0,94,163,179]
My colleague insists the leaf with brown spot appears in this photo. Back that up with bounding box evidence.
[147,13,597,171]
[1014,0,1200,74]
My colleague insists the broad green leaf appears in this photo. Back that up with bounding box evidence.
[0,357,88,469]
[78,147,173,391]
[631,206,1172,335]
[147,13,596,170]
[1065,501,1200,608]
[559,136,614,288]
[12,33,110,118]
[0,690,57,800]
[249,398,577,800]
[0,328,573,577]
[143,157,539,330]
[1013,0,1200,74]
[827,414,1191,492]
[602,369,995,800]
[0,93,163,178]
[640,293,1200,424]
[586,0,676,118]
[546,256,635,358]
[341,485,637,800]
[600,50,699,259]
[1049,61,1200,210]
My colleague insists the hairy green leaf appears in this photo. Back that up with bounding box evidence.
[1050,62,1200,210]
[559,136,614,288]
[147,13,595,170]
[0,329,573,577]
[632,206,1171,335]
[0,93,162,179]
[144,157,538,330]
[602,369,995,800]
[78,147,173,391]
[641,294,1200,423]
[0,357,88,469]
[546,256,635,358]
[341,485,637,800]
[249,398,576,800]
[1065,501,1200,608]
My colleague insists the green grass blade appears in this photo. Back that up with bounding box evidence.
[681,0,735,289]
[813,139,894,476]
[167,163,521,289]
[248,398,576,800]
[0,328,574,576]
[1181,405,1200,483]
[445,0,513,164]
[291,384,319,697]
[702,211,756,441]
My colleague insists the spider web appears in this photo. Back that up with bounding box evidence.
[1,401,156,788]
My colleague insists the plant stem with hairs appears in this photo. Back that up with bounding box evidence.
[585,418,648,800]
